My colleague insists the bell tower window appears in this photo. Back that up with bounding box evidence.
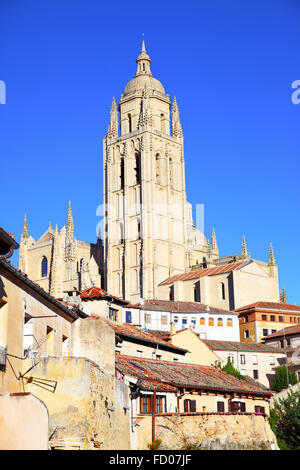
[128,114,132,133]
[134,153,140,185]
[41,256,48,278]
[120,158,124,190]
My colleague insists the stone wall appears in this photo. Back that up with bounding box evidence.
[137,413,278,450]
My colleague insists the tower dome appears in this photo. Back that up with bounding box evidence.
[123,41,166,96]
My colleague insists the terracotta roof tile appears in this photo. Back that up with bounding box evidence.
[128,299,235,315]
[116,355,272,396]
[203,339,282,353]
[235,301,300,313]
[264,324,300,339]
[159,261,251,286]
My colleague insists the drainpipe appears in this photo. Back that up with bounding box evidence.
[152,391,157,444]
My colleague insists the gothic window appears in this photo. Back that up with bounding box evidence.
[119,222,124,244]
[160,113,166,133]
[156,153,161,184]
[134,153,140,185]
[41,256,48,278]
[120,158,124,190]
[221,282,225,300]
[128,114,132,133]
[193,281,200,302]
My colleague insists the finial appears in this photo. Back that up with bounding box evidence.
[241,235,248,258]
[211,227,219,256]
[66,201,74,230]
[268,243,276,265]
[22,213,29,239]
[136,39,151,76]
[280,287,287,303]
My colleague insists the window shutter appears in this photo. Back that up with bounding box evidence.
[217,401,225,412]
[190,400,196,412]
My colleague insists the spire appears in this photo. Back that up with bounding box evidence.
[22,213,29,239]
[64,201,76,262]
[107,96,118,138]
[66,201,74,233]
[138,85,153,128]
[172,97,183,138]
[136,40,152,76]
[211,227,219,257]
[241,235,249,258]
[280,287,287,303]
[268,243,276,265]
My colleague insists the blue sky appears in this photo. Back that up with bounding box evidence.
[0,0,299,303]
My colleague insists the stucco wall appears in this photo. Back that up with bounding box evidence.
[0,392,49,450]
[137,413,277,450]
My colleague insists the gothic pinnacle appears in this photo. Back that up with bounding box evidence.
[22,213,29,239]
[66,201,73,230]
[211,227,219,256]
[268,243,276,265]
[241,235,248,258]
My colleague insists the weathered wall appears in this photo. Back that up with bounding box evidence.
[137,413,278,450]
[23,357,131,450]
[0,392,49,450]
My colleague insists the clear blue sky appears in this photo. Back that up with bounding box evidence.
[0,0,299,303]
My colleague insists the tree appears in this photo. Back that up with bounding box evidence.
[272,366,298,392]
[269,387,300,450]
[221,358,245,381]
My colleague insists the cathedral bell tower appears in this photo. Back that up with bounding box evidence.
[103,41,188,302]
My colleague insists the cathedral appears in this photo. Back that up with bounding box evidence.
[19,41,282,309]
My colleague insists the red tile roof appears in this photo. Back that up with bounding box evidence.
[159,261,251,286]
[80,286,128,304]
[235,301,300,314]
[203,339,282,354]
[264,324,300,339]
[128,299,235,315]
[105,321,187,353]
[116,355,272,396]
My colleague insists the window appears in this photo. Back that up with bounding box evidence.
[109,308,117,321]
[155,154,161,184]
[244,329,249,339]
[269,355,275,365]
[134,153,140,184]
[160,113,166,133]
[262,314,267,321]
[270,315,276,322]
[191,318,196,329]
[227,318,233,327]
[290,317,293,323]
[240,354,246,365]
[182,317,187,329]
[262,329,269,336]
[140,395,166,414]
[136,350,143,358]
[120,158,124,190]
[279,316,284,322]
[228,354,234,364]
[193,281,200,302]
[208,317,214,327]
[145,313,151,324]
[253,369,259,380]
[173,316,178,323]
[217,317,223,327]
[161,314,168,326]
[41,256,48,277]
[125,311,132,323]
[221,282,225,300]
[255,406,265,414]
[200,317,205,326]
[169,285,174,301]
[287,338,291,347]
[128,114,132,133]
[280,339,284,348]
[217,401,225,413]
[229,401,246,413]
[184,399,196,412]
[252,355,258,364]
[156,354,162,361]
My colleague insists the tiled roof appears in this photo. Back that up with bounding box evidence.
[147,329,170,339]
[235,301,300,313]
[80,286,128,304]
[159,261,251,286]
[116,355,272,396]
[105,321,187,353]
[128,299,236,315]
[264,324,300,339]
[203,339,283,354]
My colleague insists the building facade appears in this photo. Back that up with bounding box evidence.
[18,203,102,299]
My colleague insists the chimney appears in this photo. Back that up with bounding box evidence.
[170,321,176,336]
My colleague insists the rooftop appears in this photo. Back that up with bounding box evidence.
[80,286,128,305]
[116,355,272,396]
[263,324,300,340]
[128,299,236,315]
[159,260,251,286]
[203,339,283,354]
[235,301,300,314]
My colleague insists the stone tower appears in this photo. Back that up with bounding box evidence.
[103,41,192,302]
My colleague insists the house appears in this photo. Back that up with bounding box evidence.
[124,299,240,341]
[202,340,286,388]
[263,324,300,381]
[236,301,300,343]
[116,355,277,450]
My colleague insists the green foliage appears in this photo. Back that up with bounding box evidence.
[272,366,298,392]
[221,358,245,380]
[269,387,300,450]
[147,438,162,450]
